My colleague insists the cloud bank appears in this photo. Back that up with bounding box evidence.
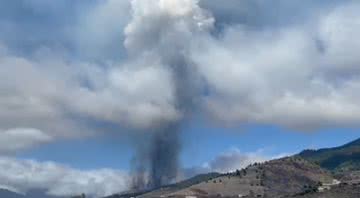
[0,148,273,197]
[193,1,360,129]
[0,157,129,197]
[182,148,285,180]
[204,149,269,173]
[0,128,52,154]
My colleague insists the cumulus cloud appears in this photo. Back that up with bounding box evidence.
[69,60,180,128]
[0,157,129,197]
[124,0,213,55]
[0,0,209,141]
[0,128,52,154]
[74,0,131,60]
[192,1,360,129]
[204,149,268,173]
[182,148,288,178]
[0,41,182,142]
[0,47,95,141]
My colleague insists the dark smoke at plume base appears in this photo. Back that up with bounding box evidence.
[149,125,181,188]
[131,124,181,190]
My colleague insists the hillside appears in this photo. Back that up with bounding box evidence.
[0,189,66,198]
[0,189,24,198]
[106,172,220,198]
[298,138,360,172]
[121,157,333,198]
[105,138,360,198]
[289,183,360,198]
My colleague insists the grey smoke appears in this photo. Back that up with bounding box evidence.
[126,0,214,189]
[130,56,194,189]
[149,125,181,188]
[146,58,195,189]
[131,125,181,190]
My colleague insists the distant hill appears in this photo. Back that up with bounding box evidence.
[289,183,360,198]
[167,157,333,198]
[105,172,220,198]
[0,189,24,198]
[0,189,65,198]
[109,157,333,198]
[298,138,360,172]
[103,137,360,197]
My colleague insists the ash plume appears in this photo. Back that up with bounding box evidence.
[130,125,182,190]
[148,125,181,188]
[126,0,214,189]
[130,57,194,189]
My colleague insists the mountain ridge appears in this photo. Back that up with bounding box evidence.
[0,188,67,198]
[106,137,360,198]
[298,137,360,172]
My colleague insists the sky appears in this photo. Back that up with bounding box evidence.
[1,0,360,197]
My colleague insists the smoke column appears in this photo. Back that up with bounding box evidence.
[131,56,194,189]
[149,125,181,188]
[125,0,214,189]
[131,124,181,190]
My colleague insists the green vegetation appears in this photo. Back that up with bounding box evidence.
[298,138,360,172]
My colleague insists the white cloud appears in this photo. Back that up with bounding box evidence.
[1,0,213,135]
[204,148,268,173]
[0,128,52,154]
[75,0,131,60]
[0,157,129,197]
[182,148,288,178]
[124,0,214,56]
[191,1,360,129]
[0,43,180,149]
[318,3,360,77]
[69,60,180,128]
[0,48,94,141]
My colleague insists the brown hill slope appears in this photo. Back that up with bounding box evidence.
[289,183,360,198]
[137,157,333,198]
